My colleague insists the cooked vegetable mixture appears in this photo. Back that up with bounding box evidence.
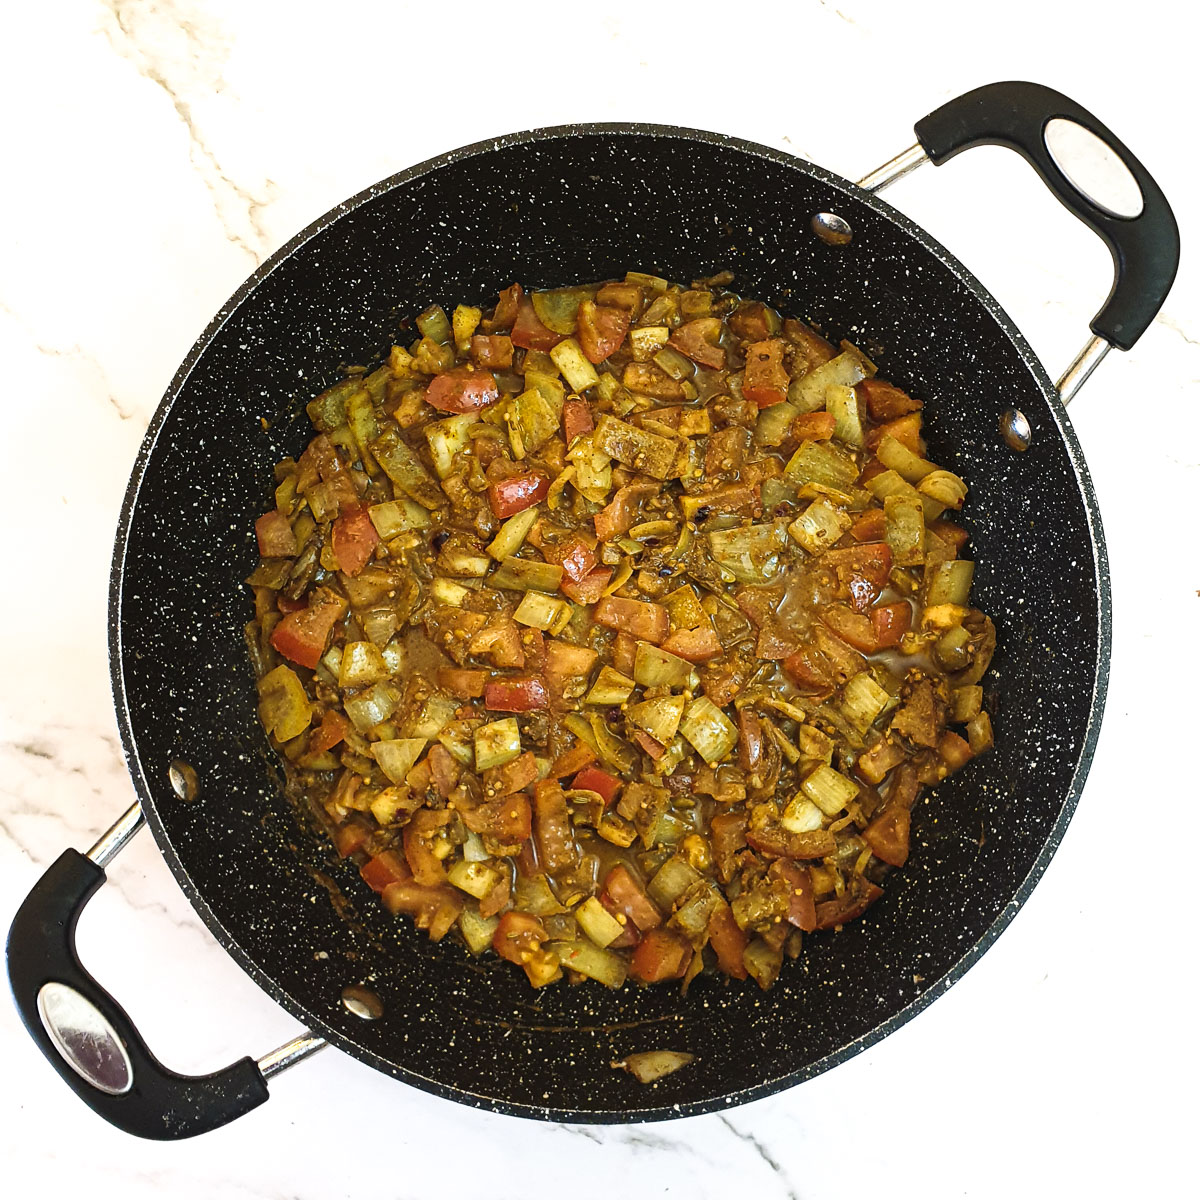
[247,271,996,992]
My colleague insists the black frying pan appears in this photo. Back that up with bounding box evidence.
[7,82,1179,1138]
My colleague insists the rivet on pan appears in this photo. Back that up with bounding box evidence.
[1000,409,1032,452]
[341,984,384,1020]
[167,759,200,802]
[811,212,852,245]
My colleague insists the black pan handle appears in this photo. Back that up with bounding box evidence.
[7,840,271,1139]
[913,81,1179,351]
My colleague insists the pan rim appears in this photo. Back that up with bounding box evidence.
[107,121,1111,1123]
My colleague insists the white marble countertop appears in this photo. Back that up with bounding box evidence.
[2,2,1196,1196]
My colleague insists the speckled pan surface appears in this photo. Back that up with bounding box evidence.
[109,125,1109,1121]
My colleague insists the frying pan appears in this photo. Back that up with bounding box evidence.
[7,82,1179,1138]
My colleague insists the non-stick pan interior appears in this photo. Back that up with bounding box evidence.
[111,127,1106,1119]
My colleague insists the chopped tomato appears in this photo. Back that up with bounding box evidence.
[849,508,887,542]
[823,543,893,613]
[543,534,597,583]
[612,631,637,678]
[331,819,371,858]
[381,881,462,941]
[468,613,526,668]
[469,335,513,369]
[782,644,835,693]
[462,793,532,844]
[427,745,460,799]
[660,625,723,664]
[939,730,974,774]
[483,283,522,333]
[631,730,666,760]
[821,604,878,654]
[269,589,347,669]
[437,667,488,698]
[629,928,692,983]
[596,281,645,315]
[742,338,789,408]
[866,411,925,455]
[576,300,631,363]
[543,639,599,679]
[706,903,749,979]
[331,502,379,576]
[593,595,670,644]
[511,298,562,350]
[560,565,612,605]
[668,317,725,369]
[481,750,539,798]
[403,808,450,885]
[547,740,597,779]
[856,377,923,421]
[570,766,621,807]
[425,367,499,414]
[791,411,837,442]
[308,709,351,755]
[814,878,883,930]
[275,594,305,614]
[563,397,594,443]
[532,779,578,873]
[746,824,836,860]
[255,510,297,557]
[929,518,969,553]
[484,676,548,712]
[871,602,912,648]
[593,483,657,542]
[487,471,550,518]
[769,860,817,932]
[360,849,412,893]
[865,811,912,871]
[602,864,662,930]
[492,911,547,965]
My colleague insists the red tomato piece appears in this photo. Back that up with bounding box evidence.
[308,709,351,755]
[543,639,599,679]
[706,903,749,978]
[823,543,893,613]
[269,590,347,669]
[570,766,622,807]
[360,849,412,894]
[629,928,693,983]
[484,676,549,713]
[768,860,817,932]
[492,911,547,965]
[871,601,912,648]
[791,411,837,441]
[331,502,379,576]
[821,604,878,654]
[255,509,297,557]
[592,595,670,644]
[469,335,514,369]
[563,397,594,443]
[576,300,631,363]
[601,864,662,930]
[560,566,612,605]
[381,881,463,941]
[742,338,789,408]
[437,667,488,698]
[660,625,723,663]
[542,534,597,583]
[866,411,925,455]
[331,820,371,858]
[275,594,305,614]
[631,730,666,760]
[481,750,539,798]
[548,741,597,779]
[427,744,461,799]
[462,794,532,845]
[863,806,911,867]
[849,509,887,542]
[425,367,499,414]
[404,809,450,885]
[856,378,923,421]
[487,471,550,518]
[484,283,522,333]
[532,779,579,873]
[511,298,562,350]
[709,810,748,883]
[668,318,726,369]
[782,644,835,693]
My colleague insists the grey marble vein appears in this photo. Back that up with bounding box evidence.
[718,1115,802,1200]
[99,0,278,264]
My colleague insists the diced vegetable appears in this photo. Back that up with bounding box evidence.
[707,523,788,584]
[801,764,860,816]
[549,940,627,988]
[575,897,627,949]
[679,696,739,765]
[788,498,852,555]
[633,642,692,688]
[487,505,540,561]
[257,665,312,741]
[487,471,550,519]
[425,412,475,477]
[490,556,564,593]
[785,440,860,492]
[594,596,670,644]
[372,737,427,784]
[474,718,522,770]
[593,414,677,480]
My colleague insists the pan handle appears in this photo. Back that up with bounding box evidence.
[906,80,1180,355]
[6,804,324,1140]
